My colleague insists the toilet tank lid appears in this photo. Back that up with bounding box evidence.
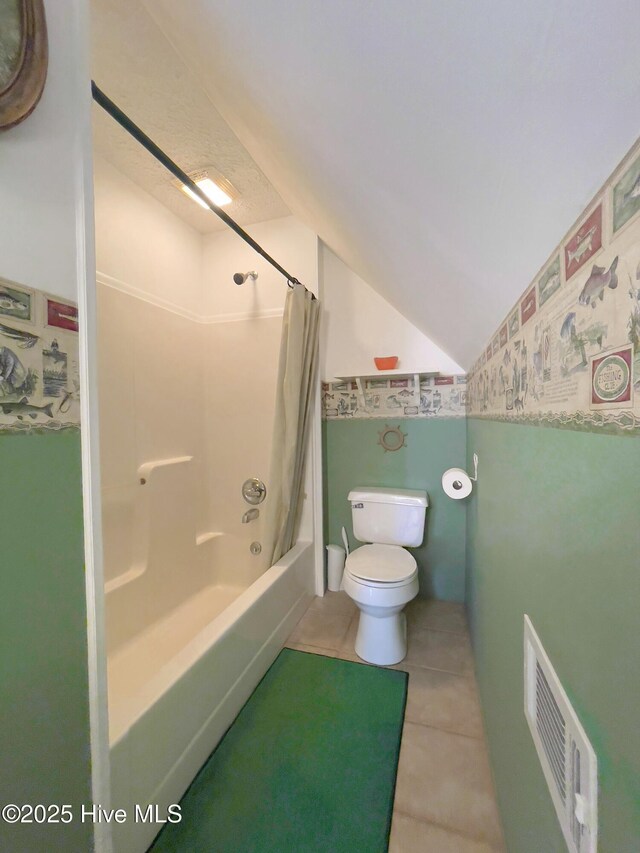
[348,487,428,507]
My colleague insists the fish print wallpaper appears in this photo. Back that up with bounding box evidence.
[0,278,81,433]
[322,374,466,420]
[468,140,640,435]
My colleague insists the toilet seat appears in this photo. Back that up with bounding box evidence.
[344,570,417,591]
[345,544,417,584]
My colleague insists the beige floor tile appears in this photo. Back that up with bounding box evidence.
[287,604,353,651]
[394,723,503,846]
[405,627,474,675]
[308,590,356,616]
[403,666,484,738]
[337,611,359,658]
[390,812,503,852]
[307,598,473,676]
[406,598,468,634]
[284,642,338,658]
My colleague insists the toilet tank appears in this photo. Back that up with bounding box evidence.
[348,487,428,547]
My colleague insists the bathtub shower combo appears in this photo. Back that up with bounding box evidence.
[102,378,317,852]
[94,85,321,853]
[105,458,314,852]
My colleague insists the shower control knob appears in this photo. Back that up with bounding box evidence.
[242,478,267,505]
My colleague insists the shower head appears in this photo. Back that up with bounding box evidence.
[233,271,258,285]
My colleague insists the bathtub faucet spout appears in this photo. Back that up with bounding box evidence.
[242,508,260,524]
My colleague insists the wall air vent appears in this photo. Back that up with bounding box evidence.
[524,616,598,853]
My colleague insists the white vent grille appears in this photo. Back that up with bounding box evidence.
[524,616,597,853]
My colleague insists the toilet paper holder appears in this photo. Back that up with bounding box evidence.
[448,454,478,482]
[441,454,478,500]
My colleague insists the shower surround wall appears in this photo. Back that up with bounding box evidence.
[95,156,321,631]
[95,157,212,653]
[201,216,320,552]
[466,140,640,851]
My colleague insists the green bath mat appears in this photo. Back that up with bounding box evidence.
[149,648,407,853]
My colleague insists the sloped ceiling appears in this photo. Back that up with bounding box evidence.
[90,0,290,233]
[142,1,640,367]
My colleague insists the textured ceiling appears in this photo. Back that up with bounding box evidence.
[141,0,640,367]
[90,0,289,234]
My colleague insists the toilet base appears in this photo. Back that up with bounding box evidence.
[355,610,407,666]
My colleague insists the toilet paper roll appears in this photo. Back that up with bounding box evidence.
[442,467,473,500]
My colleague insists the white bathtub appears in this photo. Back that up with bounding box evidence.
[108,540,314,853]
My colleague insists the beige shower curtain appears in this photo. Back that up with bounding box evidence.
[265,284,320,566]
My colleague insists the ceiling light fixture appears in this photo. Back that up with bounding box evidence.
[175,167,237,209]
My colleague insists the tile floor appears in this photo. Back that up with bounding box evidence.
[285,592,505,852]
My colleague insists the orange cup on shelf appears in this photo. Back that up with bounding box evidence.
[374,356,399,371]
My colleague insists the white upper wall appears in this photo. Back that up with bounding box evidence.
[320,244,462,380]
[93,155,203,315]
[93,158,320,320]
[144,0,640,368]
[0,2,92,303]
[93,157,460,380]
[201,215,318,318]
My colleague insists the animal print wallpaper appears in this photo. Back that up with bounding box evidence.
[467,141,640,435]
[0,279,80,432]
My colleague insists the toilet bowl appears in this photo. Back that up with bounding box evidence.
[343,544,419,665]
[343,487,428,665]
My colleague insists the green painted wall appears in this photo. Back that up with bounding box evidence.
[323,417,466,600]
[0,433,92,853]
[466,419,640,852]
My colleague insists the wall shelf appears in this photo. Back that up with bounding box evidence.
[333,370,441,382]
[329,371,444,415]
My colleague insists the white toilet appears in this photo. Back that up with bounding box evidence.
[342,487,428,665]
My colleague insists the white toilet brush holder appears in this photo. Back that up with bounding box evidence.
[326,544,346,591]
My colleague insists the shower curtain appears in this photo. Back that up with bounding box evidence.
[265,284,320,566]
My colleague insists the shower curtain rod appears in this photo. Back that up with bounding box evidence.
[91,81,305,290]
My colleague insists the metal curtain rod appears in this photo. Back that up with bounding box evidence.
[91,81,303,289]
